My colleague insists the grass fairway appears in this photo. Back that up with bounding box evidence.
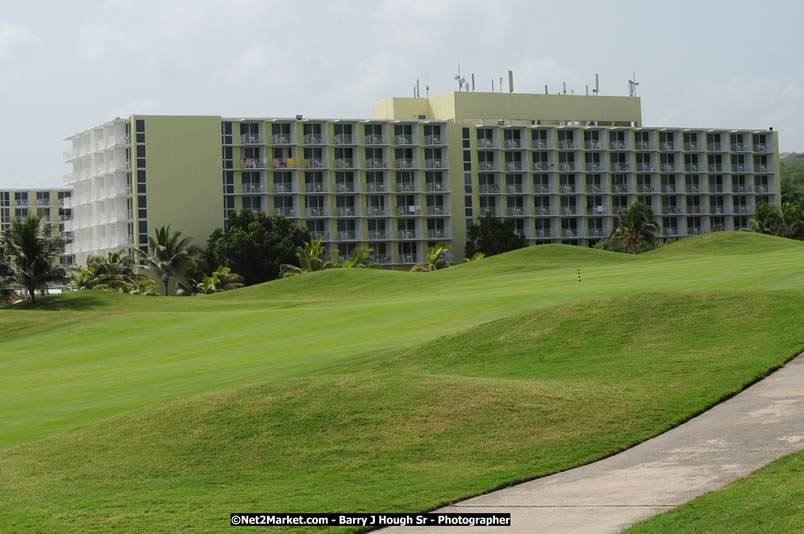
[1,232,804,532]
[626,449,804,533]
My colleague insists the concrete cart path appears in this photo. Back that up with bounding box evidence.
[383,354,804,534]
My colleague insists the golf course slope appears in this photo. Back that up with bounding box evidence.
[1,232,803,532]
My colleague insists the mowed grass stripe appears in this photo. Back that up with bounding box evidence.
[0,291,802,533]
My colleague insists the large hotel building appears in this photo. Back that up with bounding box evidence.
[61,91,780,267]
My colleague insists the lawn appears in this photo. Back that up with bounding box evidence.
[1,232,803,532]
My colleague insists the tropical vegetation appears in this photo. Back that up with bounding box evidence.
[137,225,197,296]
[205,211,310,285]
[411,242,451,272]
[607,201,659,254]
[0,214,68,304]
[751,201,804,240]
[464,214,526,259]
[72,250,143,292]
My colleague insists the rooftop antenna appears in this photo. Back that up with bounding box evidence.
[586,84,589,96]
[630,72,639,97]
[471,73,475,91]
[454,64,465,91]
[545,84,548,95]
[500,76,503,92]
[508,70,514,93]
[416,79,420,98]
[491,79,494,92]
[593,73,599,96]
[563,81,567,95]
[426,85,429,97]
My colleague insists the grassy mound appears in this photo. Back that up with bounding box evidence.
[626,449,804,533]
[1,292,802,533]
[646,231,804,257]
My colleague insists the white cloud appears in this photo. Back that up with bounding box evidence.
[0,23,36,58]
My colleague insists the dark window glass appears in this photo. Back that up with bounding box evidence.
[464,162,471,171]
[138,221,148,234]
[137,170,146,183]
[462,127,470,139]
[463,150,471,162]
[138,196,147,208]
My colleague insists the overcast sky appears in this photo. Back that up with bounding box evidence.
[2,0,802,188]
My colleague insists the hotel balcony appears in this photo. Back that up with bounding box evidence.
[241,158,267,169]
[532,207,553,216]
[394,135,413,145]
[505,161,523,171]
[425,182,447,192]
[531,139,551,149]
[273,184,293,193]
[394,183,418,193]
[304,183,328,193]
[337,231,357,241]
[610,163,630,172]
[366,183,387,193]
[660,142,676,151]
[368,230,391,240]
[587,228,607,237]
[731,143,751,152]
[243,184,266,194]
[478,184,502,194]
[506,207,525,217]
[374,255,393,265]
[477,138,497,148]
[559,162,576,171]
[684,142,704,151]
[479,208,497,217]
[558,140,576,150]
[478,161,499,171]
[395,159,415,169]
[685,164,703,172]
[609,141,627,150]
[585,162,605,172]
[707,143,723,151]
[271,134,291,144]
[506,184,524,194]
[425,159,446,169]
[240,134,264,145]
[611,184,630,193]
[560,228,580,238]
[334,158,354,169]
[365,134,386,145]
[532,162,553,171]
[426,206,449,216]
[503,139,522,149]
[427,229,451,239]
[559,185,576,193]
[367,207,391,217]
[661,206,682,215]
[365,158,387,169]
[334,183,355,193]
[423,135,445,145]
[560,206,577,215]
[634,142,655,150]
[305,207,329,217]
[275,207,296,217]
[753,144,768,152]
[533,185,553,194]
[303,134,324,144]
[336,207,357,217]
[583,140,602,150]
[333,134,353,145]
[309,231,330,241]
[533,229,556,238]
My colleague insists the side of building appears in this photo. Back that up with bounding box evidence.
[0,188,74,265]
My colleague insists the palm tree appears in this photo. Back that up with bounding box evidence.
[341,247,376,268]
[750,202,781,235]
[2,215,68,304]
[85,250,141,292]
[130,279,158,296]
[282,237,335,277]
[463,252,486,263]
[0,246,18,303]
[137,225,196,296]
[411,242,451,272]
[203,266,245,293]
[609,202,659,255]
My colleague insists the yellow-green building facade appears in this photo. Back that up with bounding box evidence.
[0,188,73,264]
[63,92,781,267]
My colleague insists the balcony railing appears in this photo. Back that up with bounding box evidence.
[636,163,655,172]
[240,134,264,144]
[335,183,355,193]
[275,207,296,217]
[304,158,325,169]
[503,139,522,149]
[532,207,552,216]
[559,185,576,193]
[560,207,577,215]
[506,184,524,194]
[368,231,391,240]
[560,229,579,237]
[365,159,387,169]
[304,183,327,193]
[533,229,555,238]
[637,185,656,193]
[271,134,291,144]
[559,162,576,171]
[365,134,386,145]
[610,163,629,172]
[479,208,497,217]
[506,207,525,216]
[587,228,606,237]
[733,205,752,214]
[336,207,356,217]
[365,183,386,193]
[478,161,498,171]
[684,143,703,151]
[398,230,417,239]
[395,159,414,169]
[611,184,630,193]
[662,185,677,193]
[685,164,703,172]
[584,140,602,150]
[634,141,654,150]
[425,159,445,169]
[585,162,605,171]
[243,184,266,194]
[426,206,449,216]
[732,185,752,193]
[367,207,390,217]
[532,161,552,171]
[394,183,417,193]
[531,139,551,149]
[427,230,451,239]
[731,143,750,152]
[305,208,328,217]
[337,231,357,240]
[661,163,676,172]
[687,227,703,235]
[609,141,626,150]
[686,206,702,214]
[375,255,393,264]
[478,184,501,194]
[707,143,722,151]
[477,138,496,148]
[708,165,723,172]
[334,158,354,168]
[533,185,552,194]
[424,135,444,145]
[394,135,413,145]
[275,183,294,193]
[754,164,769,173]
[585,184,607,193]
[397,206,421,216]
[662,227,679,236]
[755,185,773,193]
[660,142,676,151]
[753,144,768,152]
[662,206,682,215]
[303,134,323,144]
[333,134,353,145]
[709,206,726,214]
[558,140,576,150]
[425,182,447,192]
[685,185,702,193]
[309,231,330,240]
[586,207,608,215]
